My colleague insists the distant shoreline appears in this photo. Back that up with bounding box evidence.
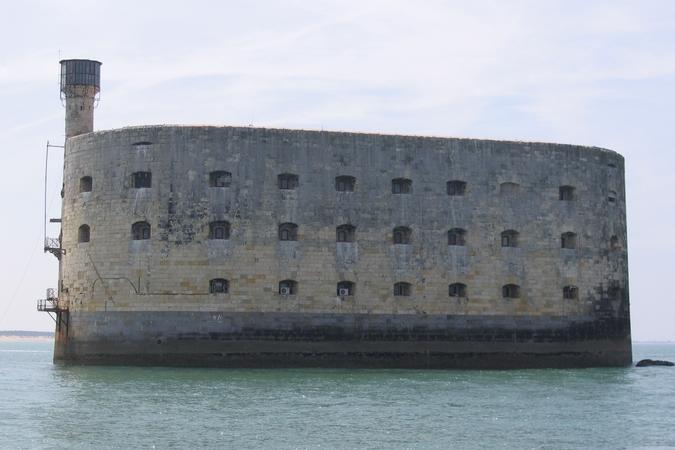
[0,331,54,343]
[0,336,53,343]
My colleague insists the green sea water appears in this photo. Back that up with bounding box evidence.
[1,341,674,449]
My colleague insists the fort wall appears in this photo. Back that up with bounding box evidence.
[54,125,631,367]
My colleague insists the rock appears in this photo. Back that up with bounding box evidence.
[636,359,674,367]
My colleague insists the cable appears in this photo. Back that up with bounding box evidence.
[0,175,62,328]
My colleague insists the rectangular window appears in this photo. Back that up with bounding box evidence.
[133,172,152,188]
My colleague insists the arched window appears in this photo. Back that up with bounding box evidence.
[279,223,298,241]
[502,284,520,299]
[336,224,356,242]
[78,224,90,243]
[279,279,297,295]
[394,282,411,296]
[610,235,620,251]
[209,221,230,240]
[132,171,152,188]
[447,228,466,246]
[561,232,577,249]
[608,190,617,203]
[278,173,299,190]
[499,182,520,195]
[559,185,575,201]
[446,180,466,196]
[563,285,578,300]
[448,283,467,297]
[132,221,151,240]
[337,281,355,297]
[79,176,92,193]
[392,178,412,194]
[335,176,356,192]
[501,230,519,247]
[209,171,231,188]
[393,226,412,245]
[209,278,229,294]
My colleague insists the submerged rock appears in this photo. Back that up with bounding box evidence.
[636,359,674,367]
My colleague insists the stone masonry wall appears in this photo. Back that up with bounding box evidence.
[59,126,629,322]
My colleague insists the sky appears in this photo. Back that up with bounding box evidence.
[0,0,674,340]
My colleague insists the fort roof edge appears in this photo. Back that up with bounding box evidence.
[68,124,622,159]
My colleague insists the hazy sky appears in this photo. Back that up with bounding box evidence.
[1,0,674,340]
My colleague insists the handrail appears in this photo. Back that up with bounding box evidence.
[37,292,65,312]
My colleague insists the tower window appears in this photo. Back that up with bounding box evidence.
[78,224,90,243]
[446,180,466,196]
[209,278,229,294]
[337,281,355,297]
[501,230,519,248]
[79,176,92,193]
[132,171,152,188]
[279,223,298,241]
[209,171,232,188]
[278,173,299,190]
[393,226,412,245]
[392,178,412,194]
[559,185,575,201]
[608,190,617,203]
[563,285,578,300]
[449,283,467,297]
[502,284,520,299]
[394,282,411,296]
[448,228,466,246]
[336,224,356,243]
[279,279,297,295]
[335,176,356,192]
[209,221,231,240]
[561,232,577,249]
[132,221,151,240]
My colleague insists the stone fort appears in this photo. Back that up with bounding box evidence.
[40,59,631,368]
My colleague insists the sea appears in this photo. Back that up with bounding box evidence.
[1,341,674,449]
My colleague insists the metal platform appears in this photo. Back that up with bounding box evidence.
[44,237,65,260]
[37,289,65,313]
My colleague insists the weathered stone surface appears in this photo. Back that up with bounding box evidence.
[53,125,631,367]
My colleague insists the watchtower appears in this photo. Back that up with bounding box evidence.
[59,59,101,138]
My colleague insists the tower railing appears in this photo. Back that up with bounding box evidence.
[37,288,64,312]
[44,237,65,260]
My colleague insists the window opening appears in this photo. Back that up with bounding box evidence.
[132,221,151,240]
[133,172,152,188]
[502,284,520,298]
[78,224,90,243]
[448,228,466,246]
[392,178,412,194]
[393,226,411,244]
[394,282,411,296]
[335,176,356,192]
[279,223,298,241]
[279,279,297,295]
[210,279,229,294]
[278,173,299,190]
[449,283,467,297]
[447,180,466,196]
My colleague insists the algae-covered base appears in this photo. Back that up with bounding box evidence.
[54,311,631,369]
